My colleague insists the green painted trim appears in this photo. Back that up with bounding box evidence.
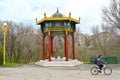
[43,26,74,32]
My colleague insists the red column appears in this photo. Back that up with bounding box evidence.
[48,31,51,61]
[72,33,75,60]
[65,31,68,61]
[64,35,66,58]
[51,37,53,56]
[42,33,45,60]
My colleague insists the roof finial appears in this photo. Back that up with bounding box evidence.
[69,12,71,17]
[44,12,46,18]
[79,17,80,20]
[57,8,59,13]
[35,18,37,24]
[35,18,37,21]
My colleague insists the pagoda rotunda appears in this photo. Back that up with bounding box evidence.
[36,9,80,62]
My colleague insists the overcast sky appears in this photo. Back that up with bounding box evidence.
[0,0,110,34]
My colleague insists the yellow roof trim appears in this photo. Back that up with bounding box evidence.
[36,17,80,24]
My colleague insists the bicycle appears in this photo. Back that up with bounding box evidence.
[90,64,112,75]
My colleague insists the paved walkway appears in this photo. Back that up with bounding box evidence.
[0,64,120,80]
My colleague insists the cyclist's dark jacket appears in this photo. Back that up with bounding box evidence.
[96,58,103,65]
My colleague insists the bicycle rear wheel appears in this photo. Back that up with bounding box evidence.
[91,67,98,75]
[104,67,112,75]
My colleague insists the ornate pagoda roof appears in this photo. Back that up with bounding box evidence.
[36,9,80,24]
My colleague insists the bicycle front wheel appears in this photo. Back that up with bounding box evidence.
[91,67,98,75]
[104,67,112,75]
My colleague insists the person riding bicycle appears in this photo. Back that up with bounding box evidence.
[94,55,105,72]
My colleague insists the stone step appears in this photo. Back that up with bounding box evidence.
[36,59,83,66]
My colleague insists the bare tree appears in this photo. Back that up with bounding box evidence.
[102,0,120,30]
[91,25,107,55]
[0,21,42,63]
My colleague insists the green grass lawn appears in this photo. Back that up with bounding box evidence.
[0,63,21,67]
